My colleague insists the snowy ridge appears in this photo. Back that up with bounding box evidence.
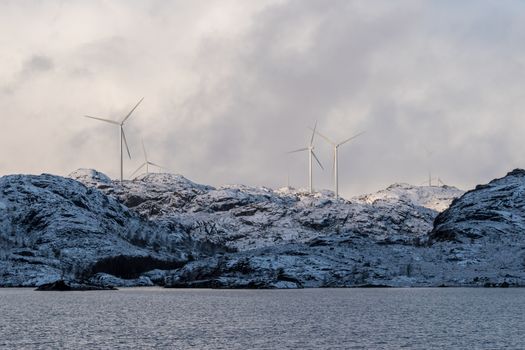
[67,169,479,288]
[70,170,463,253]
[7,168,524,288]
[357,183,464,212]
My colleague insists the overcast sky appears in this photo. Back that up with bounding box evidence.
[1,0,525,197]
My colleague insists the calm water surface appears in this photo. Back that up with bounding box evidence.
[0,288,524,349]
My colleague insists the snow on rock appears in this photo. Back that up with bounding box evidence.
[68,168,113,188]
[357,183,464,212]
[73,172,463,253]
[69,171,214,217]
[165,169,524,289]
[6,167,498,289]
[0,173,190,287]
[69,169,482,288]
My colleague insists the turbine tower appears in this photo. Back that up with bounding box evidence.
[424,147,434,187]
[313,128,365,199]
[420,177,439,186]
[130,139,164,178]
[288,121,324,193]
[84,98,144,182]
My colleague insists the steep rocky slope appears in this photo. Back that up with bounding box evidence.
[432,169,525,242]
[422,169,525,287]
[0,173,194,287]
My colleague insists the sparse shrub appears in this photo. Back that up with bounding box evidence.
[52,247,61,259]
[405,263,413,277]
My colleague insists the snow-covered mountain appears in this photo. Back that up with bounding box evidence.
[164,169,525,288]
[66,169,465,288]
[11,167,524,288]
[70,169,463,251]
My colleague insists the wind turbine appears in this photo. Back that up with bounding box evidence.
[420,176,446,187]
[84,98,144,182]
[313,128,365,199]
[420,177,438,186]
[130,139,164,178]
[424,147,434,186]
[288,122,324,193]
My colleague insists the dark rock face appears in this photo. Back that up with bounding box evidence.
[36,280,71,291]
[35,279,118,291]
[89,255,184,279]
[431,169,525,243]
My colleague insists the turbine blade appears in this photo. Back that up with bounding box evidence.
[309,121,318,146]
[83,115,120,125]
[287,147,309,154]
[148,161,163,168]
[151,163,170,173]
[308,127,335,145]
[312,151,324,170]
[338,131,366,147]
[121,97,144,124]
[130,163,146,178]
[121,128,131,159]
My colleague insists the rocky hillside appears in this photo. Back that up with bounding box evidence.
[0,173,201,287]
[70,170,463,251]
[68,169,465,288]
[8,167,510,288]
[166,167,525,288]
[432,169,525,242]
[420,169,525,287]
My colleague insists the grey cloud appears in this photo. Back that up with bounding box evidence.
[22,55,54,75]
[2,54,54,94]
[1,0,525,197]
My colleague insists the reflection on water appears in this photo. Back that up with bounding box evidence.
[0,288,524,349]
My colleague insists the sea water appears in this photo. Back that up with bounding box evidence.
[0,288,523,349]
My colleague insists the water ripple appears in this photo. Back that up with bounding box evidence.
[0,288,524,349]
